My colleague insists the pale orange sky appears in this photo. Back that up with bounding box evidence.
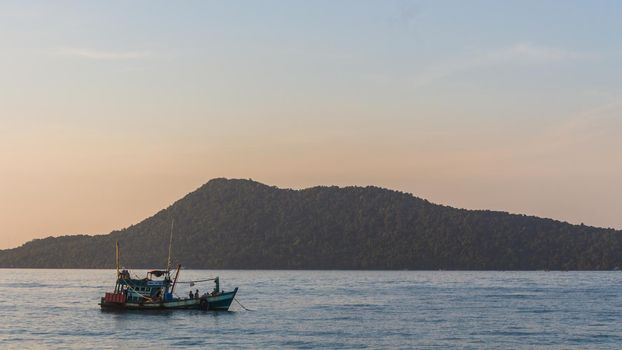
[1,1,621,249]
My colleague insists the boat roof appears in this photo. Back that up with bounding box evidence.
[147,270,169,277]
[118,278,169,287]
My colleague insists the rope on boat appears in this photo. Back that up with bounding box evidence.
[176,278,217,284]
[118,276,215,301]
[121,278,156,302]
[234,298,254,311]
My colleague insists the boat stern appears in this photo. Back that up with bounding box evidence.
[99,292,126,309]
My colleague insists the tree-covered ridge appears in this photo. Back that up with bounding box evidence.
[1,178,621,270]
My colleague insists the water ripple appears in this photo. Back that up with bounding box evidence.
[1,270,622,349]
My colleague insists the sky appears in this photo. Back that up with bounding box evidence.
[1,0,621,249]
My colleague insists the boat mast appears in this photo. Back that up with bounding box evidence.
[166,219,174,271]
[115,241,120,277]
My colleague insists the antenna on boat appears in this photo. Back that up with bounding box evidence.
[166,219,174,271]
[115,241,120,277]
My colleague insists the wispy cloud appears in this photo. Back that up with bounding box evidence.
[411,43,596,89]
[498,97,622,164]
[57,47,151,60]
[548,98,622,143]
[387,1,421,27]
[492,43,596,63]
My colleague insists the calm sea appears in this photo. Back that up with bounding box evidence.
[1,270,621,349]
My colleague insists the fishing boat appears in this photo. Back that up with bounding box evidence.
[99,237,238,311]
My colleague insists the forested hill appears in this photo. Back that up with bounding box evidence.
[1,178,621,270]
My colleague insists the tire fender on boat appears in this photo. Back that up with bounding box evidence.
[200,298,209,311]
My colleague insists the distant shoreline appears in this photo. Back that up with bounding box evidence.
[0,268,618,272]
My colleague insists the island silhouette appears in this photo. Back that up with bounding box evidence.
[1,178,620,270]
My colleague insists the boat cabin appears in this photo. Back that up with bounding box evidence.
[114,269,174,303]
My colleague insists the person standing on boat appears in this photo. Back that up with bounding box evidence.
[212,277,220,296]
[195,289,200,299]
[189,290,194,299]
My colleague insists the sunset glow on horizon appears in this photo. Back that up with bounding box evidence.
[1,1,621,249]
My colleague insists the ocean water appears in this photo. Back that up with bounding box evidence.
[0,270,621,349]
